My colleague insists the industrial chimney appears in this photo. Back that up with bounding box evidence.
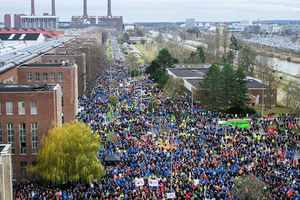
[52,0,56,16]
[107,0,112,18]
[83,0,88,18]
[31,0,35,16]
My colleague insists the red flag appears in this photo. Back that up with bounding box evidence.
[287,188,293,195]
[232,149,236,155]
[113,174,116,182]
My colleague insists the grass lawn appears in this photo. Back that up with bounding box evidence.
[254,105,291,116]
[133,44,158,59]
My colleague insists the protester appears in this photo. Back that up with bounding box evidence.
[13,59,300,200]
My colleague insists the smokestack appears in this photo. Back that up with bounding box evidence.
[83,0,88,18]
[107,0,112,18]
[31,0,35,16]
[52,0,56,16]
[96,8,98,24]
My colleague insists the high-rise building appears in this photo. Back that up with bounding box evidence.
[186,18,195,28]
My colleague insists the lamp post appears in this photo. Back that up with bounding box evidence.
[265,94,267,111]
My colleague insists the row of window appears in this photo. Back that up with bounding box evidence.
[27,72,63,82]
[0,123,38,155]
[0,101,37,115]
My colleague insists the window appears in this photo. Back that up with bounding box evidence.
[20,124,26,155]
[18,101,25,115]
[32,162,38,180]
[35,73,40,82]
[0,124,2,144]
[51,73,55,82]
[66,59,70,63]
[60,60,64,62]
[58,73,63,82]
[43,73,47,82]
[7,124,14,155]
[62,113,64,124]
[21,162,27,181]
[49,60,52,63]
[61,87,63,108]
[30,101,37,114]
[27,73,32,82]
[31,123,38,155]
[54,60,58,63]
[72,60,75,63]
[12,162,16,179]
[6,101,13,115]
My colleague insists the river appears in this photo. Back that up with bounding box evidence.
[150,31,300,76]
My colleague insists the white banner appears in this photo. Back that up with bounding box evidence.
[194,179,199,186]
[135,178,144,187]
[149,179,159,187]
[167,192,176,199]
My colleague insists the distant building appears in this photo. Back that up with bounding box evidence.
[0,33,45,42]
[0,144,13,200]
[4,14,25,29]
[0,83,62,181]
[240,20,252,25]
[186,18,195,28]
[229,25,245,32]
[21,15,59,30]
[124,22,136,31]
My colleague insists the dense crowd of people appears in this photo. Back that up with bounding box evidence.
[13,58,300,200]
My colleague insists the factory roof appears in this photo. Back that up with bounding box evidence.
[0,33,43,41]
[167,68,209,78]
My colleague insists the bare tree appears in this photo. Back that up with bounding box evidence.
[222,22,229,56]
[231,175,270,200]
[215,27,221,61]
[289,80,300,118]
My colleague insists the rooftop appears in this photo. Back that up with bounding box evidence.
[21,62,73,68]
[167,68,209,78]
[0,83,59,92]
[186,78,265,90]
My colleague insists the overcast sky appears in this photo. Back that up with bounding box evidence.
[1,0,300,22]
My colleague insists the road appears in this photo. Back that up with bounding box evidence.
[111,35,120,60]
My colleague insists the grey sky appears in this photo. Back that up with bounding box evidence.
[1,0,300,22]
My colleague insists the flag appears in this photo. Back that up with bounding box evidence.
[287,188,293,195]
[135,178,144,187]
[167,192,176,199]
[113,174,116,182]
[149,179,159,187]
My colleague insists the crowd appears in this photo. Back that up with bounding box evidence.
[13,58,300,200]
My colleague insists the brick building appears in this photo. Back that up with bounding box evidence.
[17,63,78,123]
[28,53,86,97]
[166,68,277,106]
[0,83,62,181]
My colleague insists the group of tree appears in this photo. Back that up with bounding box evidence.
[184,46,206,64]
[200,64,255,114]
[118,32,130,44]
[146,48,176,87]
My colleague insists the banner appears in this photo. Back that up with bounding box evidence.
[149,179,159,187]
[167,192,176,199]
[135,178,144,187]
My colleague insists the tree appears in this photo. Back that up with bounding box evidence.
[197,46,206,63]
[108,96,118,106]
[125,54,139,70]
[199,64,221,110]
[289,81,300,117]
[101,30,108,44]
[223,50,235,66]
[171,24,178,33]
[231,175,270,200]
[28,122,105,185]
[155,33,164,44]
[184,52,199,64]
[219,64,236,110]
[215,27,221,61]
[164,76,186,99]
[179,30,187,43]
[146,59,161,75]
[123,32,129,42]
[231,67,251,108]
[157,48,174,68]
[222,22,229,56]
[230,35,240,50]
[148,96,158,113]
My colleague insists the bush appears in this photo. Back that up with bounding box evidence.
[108,96,118,107]
[130,69,140,77]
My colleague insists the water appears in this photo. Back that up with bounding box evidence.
[150,31,300,76]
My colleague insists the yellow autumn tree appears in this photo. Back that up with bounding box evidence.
[28,122,105,184]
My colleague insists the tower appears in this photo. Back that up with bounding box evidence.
[52,0,56,16]
[107,0,112,18]
[83,0,88,18]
